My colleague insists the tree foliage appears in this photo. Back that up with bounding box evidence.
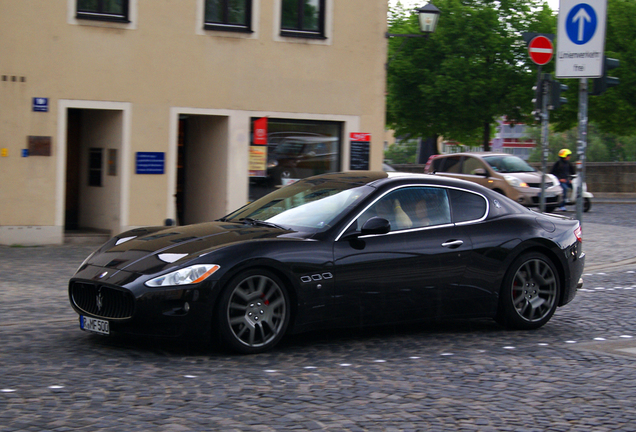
[387,0,556,149]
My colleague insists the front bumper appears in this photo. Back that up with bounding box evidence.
[518,185,563,207]
[69,265,220,340]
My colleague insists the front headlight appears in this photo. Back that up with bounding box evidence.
[504,175,527,188]
[548,174,559,186]
[267,160,278,168]
[145,264,220,287]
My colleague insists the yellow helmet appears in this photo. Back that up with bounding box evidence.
[558,149,572,158]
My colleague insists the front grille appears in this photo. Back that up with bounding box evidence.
[528,181,554,188]
[70,282,135,319]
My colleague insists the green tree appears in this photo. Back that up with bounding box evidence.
[386,0,556,150]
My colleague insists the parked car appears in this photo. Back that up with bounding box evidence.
[426,152,563,211]
[69,171,584,354]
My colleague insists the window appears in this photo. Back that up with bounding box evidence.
[89,148,103,187]
[435,155,461,173]
[281,0,325,39]
[249,118,341,201]
[76,0,129,22]
[204,0,252,32]
[448,189,487,223]
[461,157,487,176]
[357,187,451,232]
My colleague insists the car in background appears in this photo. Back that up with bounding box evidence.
[425,152,563,211]
[267,135,339,185]
[69,171,584,354]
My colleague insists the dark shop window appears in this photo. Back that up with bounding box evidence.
[89,148,103,187]
[204,0,252,32]
[76,0,130,23]
[281,0,325,39]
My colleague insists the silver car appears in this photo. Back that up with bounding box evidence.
[425,152,563,211]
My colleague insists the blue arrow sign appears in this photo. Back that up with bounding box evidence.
[566,3,597,45]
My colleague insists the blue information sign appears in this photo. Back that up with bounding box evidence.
[566,3,598,45]
[136,152,165,174]
[32,98,48,112]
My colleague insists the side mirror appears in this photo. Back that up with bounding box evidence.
[361,217,390,235]
[472,168,488,176]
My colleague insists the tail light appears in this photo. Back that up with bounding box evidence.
[574,225,582,242]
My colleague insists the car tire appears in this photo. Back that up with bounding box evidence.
[216,269,290,354]
[496,252,560,330]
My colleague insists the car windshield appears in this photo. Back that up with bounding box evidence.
[223,177,374,232]
[482,155,536,173]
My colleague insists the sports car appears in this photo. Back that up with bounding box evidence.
[69,171,585,353]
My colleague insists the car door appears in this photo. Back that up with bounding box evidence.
[332,186,472,326]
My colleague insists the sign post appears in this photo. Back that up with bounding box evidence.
[526,34,554,213]
[557,0,607,223]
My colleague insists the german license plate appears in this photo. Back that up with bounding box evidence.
[80,315,110,335]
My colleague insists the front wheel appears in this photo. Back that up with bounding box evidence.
[584,198,591,212]
[216,269,290,354]
[496,252,560,330]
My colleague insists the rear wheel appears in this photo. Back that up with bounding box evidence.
[216,269,290,354]
[496,252,560,330]
[584,198,591,212]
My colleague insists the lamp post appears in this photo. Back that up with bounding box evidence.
[386,3,441,163]
[385,3,440,69]
[386,3,440,39]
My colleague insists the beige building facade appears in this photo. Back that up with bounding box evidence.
[0,0,388,245]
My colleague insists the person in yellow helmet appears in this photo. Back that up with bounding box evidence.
[551,149,575,211]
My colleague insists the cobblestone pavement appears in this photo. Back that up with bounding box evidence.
[1,203,636,431]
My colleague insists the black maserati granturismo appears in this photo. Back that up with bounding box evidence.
[69,171,584,353]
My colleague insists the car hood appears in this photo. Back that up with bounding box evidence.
[83,222,305,274]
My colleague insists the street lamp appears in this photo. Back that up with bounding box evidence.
[385,3,440,69]
[416,3,441,34]
[386,3,441,38]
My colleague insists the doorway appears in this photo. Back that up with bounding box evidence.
[65,108,123,235]
[176,114,229,225]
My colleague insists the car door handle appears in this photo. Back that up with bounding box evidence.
[442,240,464,249]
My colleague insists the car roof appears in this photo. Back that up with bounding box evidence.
[436,152,512,158]
[303,171,495,194]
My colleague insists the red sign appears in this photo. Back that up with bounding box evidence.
[253,117,267,145]
[528,36,553,66]
[350,132,371,142]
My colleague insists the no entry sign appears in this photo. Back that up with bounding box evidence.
[528,36,553,66]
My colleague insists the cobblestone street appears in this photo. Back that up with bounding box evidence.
[2,204,636,431]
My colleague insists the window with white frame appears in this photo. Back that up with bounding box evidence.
[204,0,252,32]
[76,0,129,22]
[280,0,325,39]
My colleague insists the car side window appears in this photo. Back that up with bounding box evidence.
[438,156,462,173]
[461,157,487,175]
[449,189,488,223]
[357,187,451,232]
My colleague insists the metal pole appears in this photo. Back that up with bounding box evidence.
[576,78,588,223]
[539,72,549,213]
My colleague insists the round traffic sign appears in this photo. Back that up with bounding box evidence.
[528,36,554,66]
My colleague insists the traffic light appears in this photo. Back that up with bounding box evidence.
[549,80,568,110]
[532,80,543,111]
[590,57,620,96]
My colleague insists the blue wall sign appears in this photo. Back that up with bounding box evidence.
[136,152,165,174]
[32,97,48,112]
[566,3,598,45]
